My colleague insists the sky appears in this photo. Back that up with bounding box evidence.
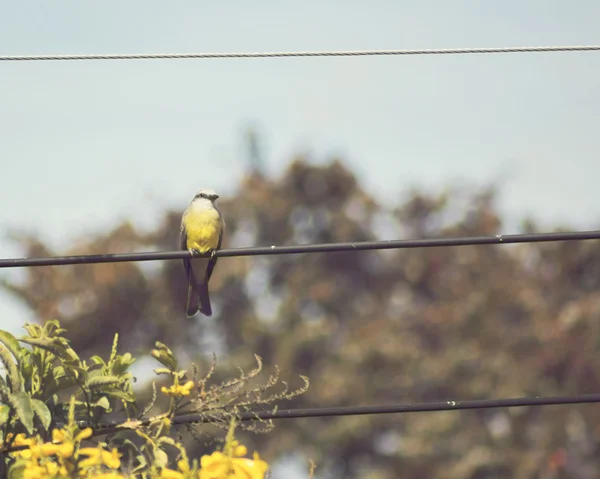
[1,2,600,333]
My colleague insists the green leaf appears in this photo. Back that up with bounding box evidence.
[43,375,79,399]
[19,352,35,383]
[154,448,169,469]
[157,436,178,448]
[31,399,51,431]
[153,368,172,376]
[9,391,34,435]
[94,396,111,411]
[150,350,177,372]
[112,353,135,376]
[105,389,136,403]
[43,319,59,332]
[0,330,24,360]
[0,404,10,426]
[22,323,42,339]
[61,362,88,381]
[8,459,28,479]
[151,342,178,371]
[132,454,147,473]
[42,319,65,337]
[0,343,21,393]
[118,372,133,382]
[89,355,106,367]
[18,337,64,357]
[86,376,122,389]
[121,352,134,365]
[111,436,140,456]
[0,376,12,402]
[62,346,80,362]
[52,365,67,380]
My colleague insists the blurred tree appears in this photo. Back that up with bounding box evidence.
[3,154,600,479]
[244,125,266,177]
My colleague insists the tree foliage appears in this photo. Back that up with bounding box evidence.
[4,157,600,478]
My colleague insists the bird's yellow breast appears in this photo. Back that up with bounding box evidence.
[183,208,222,253]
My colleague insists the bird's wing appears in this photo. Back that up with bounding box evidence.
[180,221,193,283]
[205,218,224,283]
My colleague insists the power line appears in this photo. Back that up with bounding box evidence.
[1,45,600,62]
[191,392,600,422]
[2,391,596,453]
[1,229,599,269]
[88,392,600,437]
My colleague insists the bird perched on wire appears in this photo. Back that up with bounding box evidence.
[180,188,224,317]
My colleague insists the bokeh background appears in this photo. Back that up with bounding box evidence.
[2,1,600,477]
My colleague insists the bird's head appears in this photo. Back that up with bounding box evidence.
[193,188,219,202]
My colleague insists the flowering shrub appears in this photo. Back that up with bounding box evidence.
[0,321,309,478]
[9,413,267,478]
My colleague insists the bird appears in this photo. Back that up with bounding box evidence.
[180,188,224,317]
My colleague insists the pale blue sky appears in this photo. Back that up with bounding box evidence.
[1,0,600,338]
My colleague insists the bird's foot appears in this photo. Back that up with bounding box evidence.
[189,248,201,257]
[210,250,217,260]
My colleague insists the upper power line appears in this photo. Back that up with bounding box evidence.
[1,229,599,269]
[1,45,600,62]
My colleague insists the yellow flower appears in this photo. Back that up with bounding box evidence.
[232,452,269,479]
[199,452,230,479]
[52,428,68,443]
[78,445,121,470]
[180,380,194,395]
[78,446,103,469]
[12,433,35,446]
[28,444,43,459]
[162,380,195,397]
[23,463,47,479]
[161,456,193,478]
[177,459,190,473]
[91,474,126,479]
[9,433,35,459]
[45,461,59,476]
[231,442,247,458]
[59,442,75,458]
[199,449,269,479]
[39,442,63,457]
[75,427,93,442]
[161,468,185,479]
[161,385,175,396]
[48,426,77,458]
[101,447,122,469]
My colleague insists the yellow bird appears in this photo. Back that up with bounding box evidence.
[180,189,224,317]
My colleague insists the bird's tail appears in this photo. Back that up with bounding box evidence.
[196,281,212,317]
[186,281,212,317]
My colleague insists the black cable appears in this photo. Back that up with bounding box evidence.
[180,392,600,423]
[4,392,597,453]
[1,230,599,269]
[88,392,600,437]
